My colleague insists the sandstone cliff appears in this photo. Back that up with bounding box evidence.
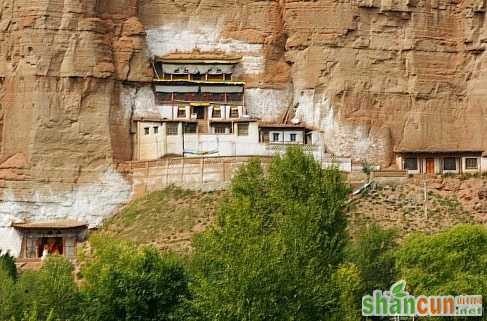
[1,0,487,232]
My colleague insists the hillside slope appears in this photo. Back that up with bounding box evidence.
[101,187,223,252]
[102,177,487,250]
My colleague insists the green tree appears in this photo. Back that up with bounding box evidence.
[0,250,17,280]
[396,224,487,294]
[190,148,350,321]
[15,256,79,321]
[77,235,189,321]
[0,265,16,320]
[331,263,363,321]
[347,224,397,295]
[396,224,487,318]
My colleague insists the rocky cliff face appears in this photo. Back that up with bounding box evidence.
[1,0,487,232]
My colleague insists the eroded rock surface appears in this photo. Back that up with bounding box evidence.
[1,0,487,231]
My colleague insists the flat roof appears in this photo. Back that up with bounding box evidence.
[155,51,242,64]
[153,79,246,85]
[210,118,259,123]
[258,122,308,129]
[395,148,484,154]
[13,220,88,230]
[133,117,198,123]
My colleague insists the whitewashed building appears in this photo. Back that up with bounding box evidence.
[395,149,486,175]
[132,51,318,160]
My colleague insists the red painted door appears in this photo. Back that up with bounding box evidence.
[426,159,435,174]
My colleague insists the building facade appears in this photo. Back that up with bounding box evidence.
[132,51,317,160]
[13,220,87,261]
[395,150,486,175]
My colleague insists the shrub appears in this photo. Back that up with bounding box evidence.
[0,249,17,280]
[77,236,189,321]
[347,224,397,295]
[15,256,79,321]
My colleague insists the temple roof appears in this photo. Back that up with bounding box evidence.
[12,220,88,230]
[155,51,242,64]
[153,79,245,85]
[394,148,484,154]
[258,121,313,130]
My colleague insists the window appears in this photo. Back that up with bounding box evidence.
[184,123,197,134]
[230,107,239,118]
[167,123,178,136]
[227,93,243,102]
[404,158,418,171]
[238,123,249,136]
[192,74,203,81]
[177,106,186,118]
[272,133,280,142]
[64,238,76,258]
[225,74,232,81]
[156,93,172,104]
[144,127,150,135]
[290,133,296,142]
[207,74,224,81]
[212,107,221,118]
[172,74,189,80]
[174,93,185,101]
[443,157,457,171]
[213,123,231,134]
[465,158,478,170]
[306,133,312,145]
[209,93,225,102]
[153,126,159,134]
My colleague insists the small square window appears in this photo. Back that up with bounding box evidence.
[184,123,197,134]
[290,133,296,142]
[443,157,457,171]
[153,126,159,134]
[144,127,150,135]
[238,123,249,136]
[404,158,418,171]
[227,93,243,102]
[465,158,478,170]
[272,133,280,142]
[230,107,239,118]
[166,123,178,136]
[156,93,172,104]
[212,107,221,118]
[177,107,186,118]
[213,123,231,134]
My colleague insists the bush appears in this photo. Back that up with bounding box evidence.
[15,256,79,321]
[0,265,16,320]
[347,224,397,295]
[0,249,17,280]
[77,236,189,321]
[396,224,487,296]
[331,263,362,321]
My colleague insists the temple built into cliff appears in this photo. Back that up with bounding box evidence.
[13,220,87,262]
[132,51,315,160]
[395,149,485,175]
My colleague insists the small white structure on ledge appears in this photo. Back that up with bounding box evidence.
[395,148,486,175]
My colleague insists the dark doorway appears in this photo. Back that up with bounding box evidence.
[191,106,206,120]
[37,237,63,257]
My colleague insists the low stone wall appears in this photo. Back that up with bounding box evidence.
[117,156,273,198]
